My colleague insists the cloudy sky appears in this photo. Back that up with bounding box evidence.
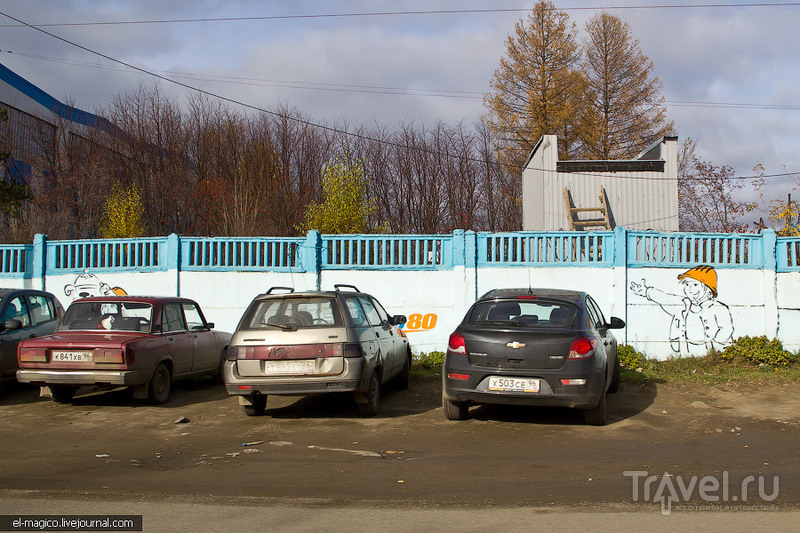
[2,1,799,217]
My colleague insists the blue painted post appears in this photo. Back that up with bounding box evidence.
[303,230,322,290]
[165,233,180,296]
[761,229,778,338]
[613,227,628,344]
[32,234,47,290]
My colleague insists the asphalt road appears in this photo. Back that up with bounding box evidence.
[0,376,798,531]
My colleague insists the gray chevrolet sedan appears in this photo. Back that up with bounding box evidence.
[442,288,625,425]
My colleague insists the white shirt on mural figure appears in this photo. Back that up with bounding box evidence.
[630,265,734,357]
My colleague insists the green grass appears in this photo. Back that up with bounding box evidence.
[411,351,444,381]
[413,342,800,386]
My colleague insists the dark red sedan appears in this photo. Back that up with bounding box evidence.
[16,296,230,404]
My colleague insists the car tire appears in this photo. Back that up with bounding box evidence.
[357,371,380,417]
[147,363,171,405]
[584,388,607,425]
[50,385,77,404]
[394,352,411,390]
[608,355,621,394]
[211,357,225,385]
[243,395,267,417]
[443,397,469,420]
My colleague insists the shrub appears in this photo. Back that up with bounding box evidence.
[617,344,647,369]
[413,351,444,372]
[721,336,795,367]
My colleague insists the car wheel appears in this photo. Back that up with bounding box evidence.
[442,397,469,420]
[584,388,607,425]
[608,355,621,394]
[243,395,267,417]
[394,352,411,390]
[147,363,171,404]
[50,385,77,404]
[357,371,380,417]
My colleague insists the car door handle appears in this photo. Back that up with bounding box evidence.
[376,332,381,338]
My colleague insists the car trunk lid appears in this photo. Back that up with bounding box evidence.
[461,327,578,370]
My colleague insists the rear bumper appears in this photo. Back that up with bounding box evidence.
[223,357,366,396]
[442,353,606,410]
[16,369,142,387]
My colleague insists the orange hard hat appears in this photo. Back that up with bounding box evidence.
[677,265,717,297]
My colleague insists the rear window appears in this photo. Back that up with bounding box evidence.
[469,299,578,328]
[242,297,342,329]
[59,301,153,331]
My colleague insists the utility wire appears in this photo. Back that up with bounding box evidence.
[4,50,800,112]
[0,12,798,183]
[1,3,799,28]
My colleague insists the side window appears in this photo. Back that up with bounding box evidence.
[357,296,383,327]
[28,295,57,325]
[370,298,391,324]
[182,303,205,330]
[1,296,31,327]
[585,297,606,329]
[343,296,369,328]
[162,303,186,333]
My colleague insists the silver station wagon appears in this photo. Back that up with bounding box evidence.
[223,285,409,417]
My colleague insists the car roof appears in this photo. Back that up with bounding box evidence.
[70,295,196,305]
[253,286,368,299]
[0,287,56,298]
[478,288,585,302]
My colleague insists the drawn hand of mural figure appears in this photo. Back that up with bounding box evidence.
[630,265,734,356]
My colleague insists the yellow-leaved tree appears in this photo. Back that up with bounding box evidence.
[298,155,379,234]
[484,1,585,168]
[99,182,145,238]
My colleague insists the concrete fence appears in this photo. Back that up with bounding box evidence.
[2,228,798,359]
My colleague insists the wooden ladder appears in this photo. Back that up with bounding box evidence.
[563,186,612,231]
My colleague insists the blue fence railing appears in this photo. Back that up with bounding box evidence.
[2,228,799,278]
[627,231,764,268]
[322,234,450,269]
[479,232,613,266]
[47,237,167,272]
[0,244,32,277]
[181,237,302,271]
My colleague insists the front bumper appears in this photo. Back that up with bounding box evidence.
[223,356,366,396]
[16,369,142,387]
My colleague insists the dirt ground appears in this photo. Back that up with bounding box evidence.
[0,376,798,511]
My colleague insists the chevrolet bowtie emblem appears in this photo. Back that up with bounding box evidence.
[506,341,526,349]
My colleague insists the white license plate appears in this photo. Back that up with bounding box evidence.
[51,351,93,363]
[265,360,315,375]
[489,376,540,393]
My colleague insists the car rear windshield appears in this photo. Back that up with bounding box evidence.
[469,299,578,328]
[59,301,153,332]
[242,297,342,329]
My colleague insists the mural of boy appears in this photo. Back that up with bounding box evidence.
[630,265,734,356]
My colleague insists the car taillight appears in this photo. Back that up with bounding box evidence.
[448,333,466,354]
[225,346,238,361]
[18,347,46,363]
[340,343,363,357]
[448,372,470,381]
[94,349,124,364]
[568,337,597,359]
[229,343,361,360]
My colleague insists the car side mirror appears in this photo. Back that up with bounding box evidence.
[206,322,214,330]
[3,319,22,332]
[390,315,407,326]
[608,317,626,329]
